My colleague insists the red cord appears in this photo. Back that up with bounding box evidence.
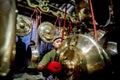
[58,17,61,30]
[30,9,36,41]
[54,16,59,27]
[68,21,72,34]
[30,8,42,46]
[89,0,98,42]
[54,16,61,34]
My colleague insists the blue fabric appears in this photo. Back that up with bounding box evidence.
[16,23,53,57]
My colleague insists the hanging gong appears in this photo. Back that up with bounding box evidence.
[57,34,111,74]
[16,15,32,37]
[38,21,56,43]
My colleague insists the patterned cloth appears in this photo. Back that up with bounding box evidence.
[13,72,45,80]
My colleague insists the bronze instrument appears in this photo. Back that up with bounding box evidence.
[87,30,118,58]
[106,41,117,57]
[57,34,111,79]
[87,29,106,41]
[16,14,32,37]
[0,0,16,76]
[38,21,56,43]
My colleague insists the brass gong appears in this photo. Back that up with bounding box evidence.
[57,34,110,74]
[16,15,32,37]
[38,21,56,43]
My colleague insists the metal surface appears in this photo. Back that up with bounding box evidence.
[57,34,110,79]
[86,29,106,41]
[106,41,118,57]
[38,21,56,43]
[87,30,118,57]
[0,0,16,76]
[16,14,32,37]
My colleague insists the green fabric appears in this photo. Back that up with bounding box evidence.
[39,49,56,66]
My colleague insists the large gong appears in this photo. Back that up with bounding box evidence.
[58,34,110,74]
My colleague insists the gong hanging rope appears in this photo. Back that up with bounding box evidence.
[29,8,42,63]
[54,16,61,29]
[30,8,42,43]
[68,21,73,35]
[89,0,98,42]
[30,8,42,54]
[54,16,62,37]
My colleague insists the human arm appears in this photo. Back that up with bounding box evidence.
[37,52,51,71]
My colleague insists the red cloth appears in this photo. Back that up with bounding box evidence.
[47,61,62,73]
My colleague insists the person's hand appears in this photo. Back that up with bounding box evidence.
[37,64,45,71]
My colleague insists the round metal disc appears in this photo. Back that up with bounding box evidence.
[16,15,32,37]
[38,22,56,43]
